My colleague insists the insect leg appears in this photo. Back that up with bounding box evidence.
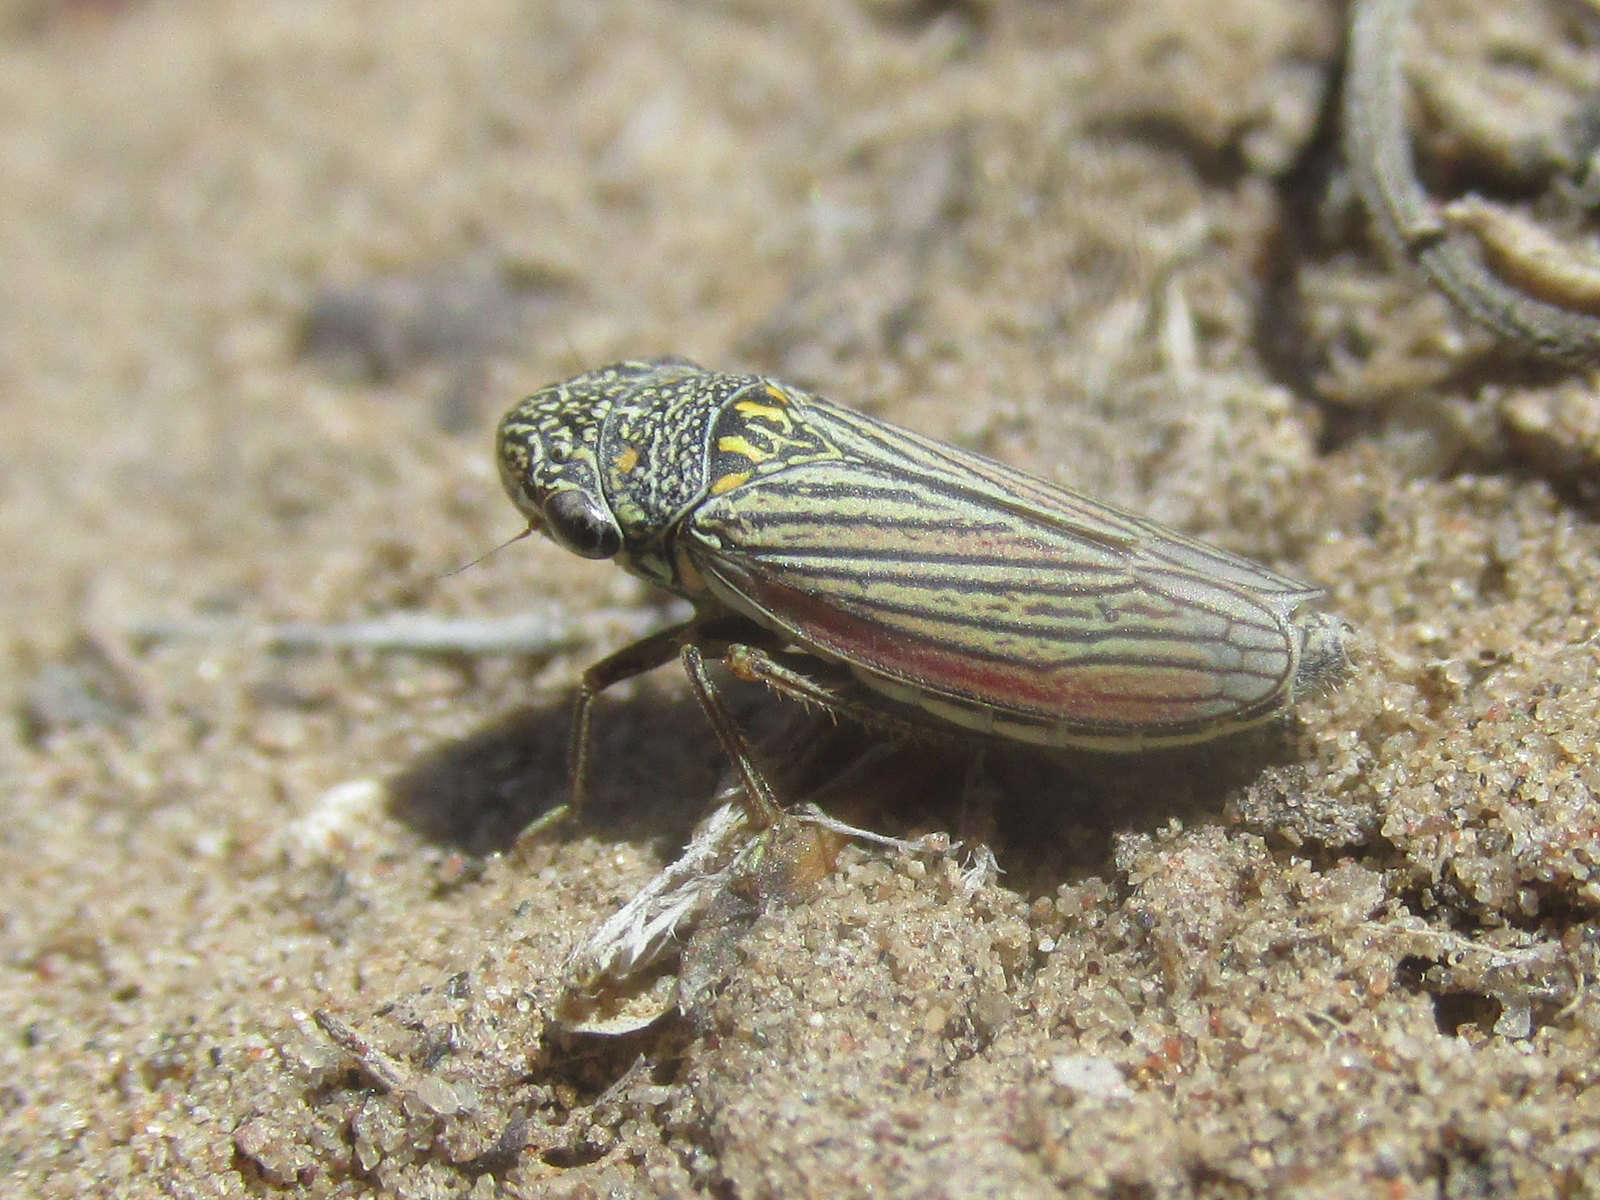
[679,644,785,828]
[520,623,694,840]
[720,644,984,838]
[722,643,945,742]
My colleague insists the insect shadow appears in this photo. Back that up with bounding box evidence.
[387,669,1304,889]
[385,687,724,858]
[770,718,1306,891]
[976,734,1306,894]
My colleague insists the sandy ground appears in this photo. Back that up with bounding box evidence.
[3,0,1599,1196]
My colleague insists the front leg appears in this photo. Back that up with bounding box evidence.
[522,622,695,839]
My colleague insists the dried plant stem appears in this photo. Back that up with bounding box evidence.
[1344,0,1600,363]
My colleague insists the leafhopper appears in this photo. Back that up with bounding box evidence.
[496,358,1350,826]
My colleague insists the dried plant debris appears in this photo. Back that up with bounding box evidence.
[1343,0,1600,364]
[553,797,771,1035]
[1442,195,1600,317]
[126,606,669,660]
[553,794,942,1035]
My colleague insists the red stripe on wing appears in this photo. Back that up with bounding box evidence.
[729,566,1239,734]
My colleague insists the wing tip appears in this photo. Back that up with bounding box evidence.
[1292,611,1357,698]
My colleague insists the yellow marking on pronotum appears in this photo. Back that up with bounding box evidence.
[762,384,791,407]
[735,398,793,431]
[717,435,774,464]
[711,471,751,495]
[614,444,640,474]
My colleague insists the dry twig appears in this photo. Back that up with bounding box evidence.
[1344,0,1600,363]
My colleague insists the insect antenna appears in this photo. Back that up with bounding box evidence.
[441,525,537,578]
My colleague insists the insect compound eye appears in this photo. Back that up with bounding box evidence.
[541,489,622,560]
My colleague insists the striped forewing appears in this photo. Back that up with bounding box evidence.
[682,394,1320,743]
